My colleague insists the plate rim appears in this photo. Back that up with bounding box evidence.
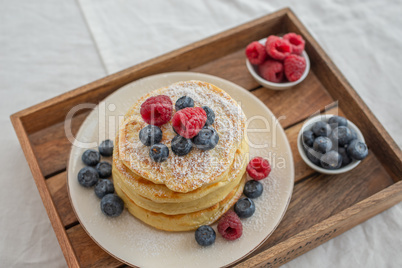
[67,71,294,267]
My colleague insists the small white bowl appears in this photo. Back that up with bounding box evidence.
[246,37,310,90]
[297,114,365,175]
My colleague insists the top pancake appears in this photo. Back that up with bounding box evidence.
[118,80,246,193]
[113,134,249,204]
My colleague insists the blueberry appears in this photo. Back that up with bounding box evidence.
[195,225,216,246]
[139,125,162,146]
[149,144,169,162]
[350,129,358,141]
[82,149,101,166]
[202,106,215,126]
[328,116,348,128]
[330,126,353,147]
[338,147,352,167]
[96,161,112,178]
[171,135,192,156]
[302,130,315,147]
[192,127,219,151]
[94,179,115,199]
[311,121,332,137]
[234,197,255,218]
[313,136,332,153]
[347,139,368,160]
[99,139,113,157]
[305,147,321,165]
[77,166,99,187]
[320,150,342,169]
[243,180,263,199]
[175,96,194,111]
[100,194,124,217]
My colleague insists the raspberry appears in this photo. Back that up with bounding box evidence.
[284,54,306,82]
[217,210,243,241]
[246,157,271,180]
[283,33,305,55]
[140,95,173,126]
[258,59,284,83]
[265,35,292,60]
[172,107,207,139]
[245,41,267,65]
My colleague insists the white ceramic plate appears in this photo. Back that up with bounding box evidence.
[67,72,294,268]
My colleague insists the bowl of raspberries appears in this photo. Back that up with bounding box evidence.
[297,114,369,175]
[245,32,310,90]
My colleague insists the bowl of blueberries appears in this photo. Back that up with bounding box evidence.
[297,114,368,175]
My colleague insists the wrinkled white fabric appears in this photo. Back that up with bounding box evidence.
[0,0,401,267]
[0,1,105,267]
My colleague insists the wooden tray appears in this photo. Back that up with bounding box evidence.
[11,8,402,268]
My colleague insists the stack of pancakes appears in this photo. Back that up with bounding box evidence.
[112,81,248,231]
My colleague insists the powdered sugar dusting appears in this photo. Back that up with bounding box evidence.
[119,81,246,192]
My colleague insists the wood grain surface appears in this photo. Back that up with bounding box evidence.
[10,8,402,268]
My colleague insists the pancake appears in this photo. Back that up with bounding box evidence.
[113,140,248,214]
[113,135,249,204]
[114,174,242,215]
[118,80,246,193]
[112,80,249,231]
[115,177,246,232]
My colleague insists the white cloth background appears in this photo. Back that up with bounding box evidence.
[0,0,401,267]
